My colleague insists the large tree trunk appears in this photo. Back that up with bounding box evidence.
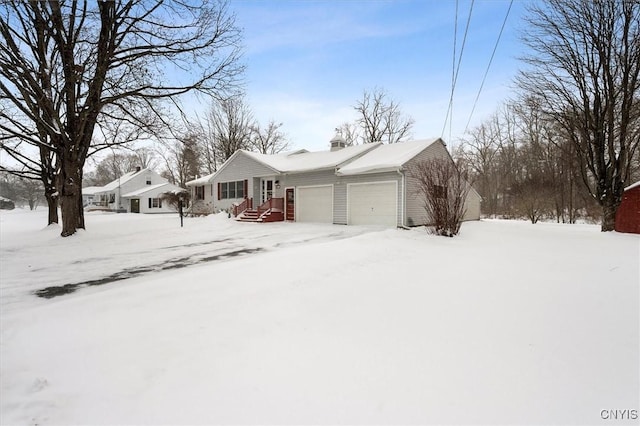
[601,197,620,232]
[42,179,60,225]
[46,194,58,225]
[59,159,84,237]
[43,176,59,225]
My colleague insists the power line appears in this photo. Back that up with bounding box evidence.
[463,0,513,134]
[449,0,458,143]
[442,0,475,140]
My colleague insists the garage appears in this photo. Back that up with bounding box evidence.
[348,181,397,226]
[296,185,333,223]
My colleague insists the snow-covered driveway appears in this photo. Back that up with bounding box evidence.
[0,211,374,310]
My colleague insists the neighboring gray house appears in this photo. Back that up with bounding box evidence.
[186,136,481,227]
[88,168,184,214]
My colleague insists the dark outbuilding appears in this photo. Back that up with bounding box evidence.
[615,182,640,234]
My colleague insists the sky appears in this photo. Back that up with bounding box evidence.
[214,0,530,152]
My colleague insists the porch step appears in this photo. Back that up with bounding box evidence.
[236,209,284,223]
[237,209,259,221]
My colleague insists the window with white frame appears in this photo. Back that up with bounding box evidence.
[149,198,162,208]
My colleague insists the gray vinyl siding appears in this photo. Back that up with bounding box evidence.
[334,184,347,224]
[278,170,337,192]
[403,140,481,226]
[278,170,339,220]
[403,140,451,226]
[337,172,403,226]
[462,188,482,221]
[213,152,277,211]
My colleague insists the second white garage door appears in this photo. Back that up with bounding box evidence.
[296,185,333,223]
[348,181,397,226]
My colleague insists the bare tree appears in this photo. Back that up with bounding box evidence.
[204,95,253,167]
[353,88,414,144]
[0,0,243,236]
[336,121,360,146]
[158,134,201,188]
[250,120,289,154]
[409,158,471,237]
[458,121,500,216]
[187,117,217,175]
[516,0,640,231]
[87,147,158,186]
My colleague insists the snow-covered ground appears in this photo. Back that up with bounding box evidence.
[1,209,638,425]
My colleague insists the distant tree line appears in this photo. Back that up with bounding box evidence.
[0,172,44,210]
[455,101,604,224]
[456,0,640,231]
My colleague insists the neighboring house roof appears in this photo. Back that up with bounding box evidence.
[336,138,441,176]
[81,186,104,195]
[186,173,215,187]
[121,183,185,198]
[241,143,381,173]
[624,181,640,191]
[94,168,150,193]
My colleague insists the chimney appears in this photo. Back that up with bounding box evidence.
[330,132,346,151]
[135,166,141,173]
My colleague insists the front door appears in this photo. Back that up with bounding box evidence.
[131,198,140,213]
[286,188,295,221]
[261,178,274,204]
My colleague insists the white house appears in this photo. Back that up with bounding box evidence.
[186,136,481,227]
[120,182,186,213]
[87,168,185,213]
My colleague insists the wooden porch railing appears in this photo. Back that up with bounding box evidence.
[233,198,253,217]
[257,197,284,217]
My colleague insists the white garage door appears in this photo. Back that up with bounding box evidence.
[348,182,397,226]
[297,185,333,223]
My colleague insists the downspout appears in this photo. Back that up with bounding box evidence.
[398,169,405,227]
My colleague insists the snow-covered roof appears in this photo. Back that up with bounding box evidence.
[95,168,151,193]
[186,173,215,187]
[624,181,640,191]
[121,183,185,198]
[241,143,380,173]
[280,148,309,156]
[81,186,104,195]
[336,138,441,176]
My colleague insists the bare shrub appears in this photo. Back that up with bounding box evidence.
[160,190,190,213]
[511,175,555,224]
[410,158,471,237]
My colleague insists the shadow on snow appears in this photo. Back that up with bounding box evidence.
[34,247,264,299]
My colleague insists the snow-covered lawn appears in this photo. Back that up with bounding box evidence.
[1,209,638,425]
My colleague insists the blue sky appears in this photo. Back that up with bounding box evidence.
[225,0,528,151]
